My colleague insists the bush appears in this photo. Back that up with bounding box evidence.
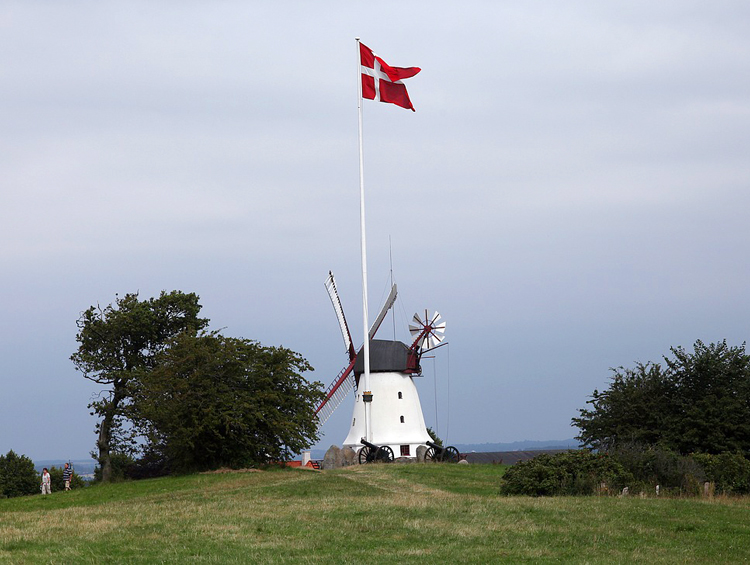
[692,452,750,494]
[499,450,630,496]
[426,427,443,447]
[126,447,170,480]
[610,444,705,495]
[0,450,39,498]
[94,449,175,482]
[499,446,750,497]
[93,452,136,482]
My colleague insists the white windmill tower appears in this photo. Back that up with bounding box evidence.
[315,272,446,461]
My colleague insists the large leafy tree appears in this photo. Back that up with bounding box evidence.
[133,333,324,472]
[667,341,750,454]
[573,340,750,454]
[572,362,672,451]
[71,291,208,482]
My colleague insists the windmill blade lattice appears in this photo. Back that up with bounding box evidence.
[324,271,354,359]
[409,310,446,350]
[315,361,356,424]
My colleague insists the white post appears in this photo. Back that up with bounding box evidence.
[356,37,372,443]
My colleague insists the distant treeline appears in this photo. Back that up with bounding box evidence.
[453,439,581,453]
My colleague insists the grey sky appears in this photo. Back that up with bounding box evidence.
[2,1,749,461]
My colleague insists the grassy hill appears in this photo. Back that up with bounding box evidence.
[2,464,750,563]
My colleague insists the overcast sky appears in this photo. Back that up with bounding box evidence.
[2,1,749,461]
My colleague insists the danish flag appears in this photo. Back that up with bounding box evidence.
[359,42,421,112]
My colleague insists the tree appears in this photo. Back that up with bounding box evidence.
[573,340,750,455]
[666,341,750,454]
[71,291,208,482]
[0,450,39,498]
[132,333,325,472]
[572,362,672,451]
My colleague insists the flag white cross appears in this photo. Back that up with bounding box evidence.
[361,59,405,103]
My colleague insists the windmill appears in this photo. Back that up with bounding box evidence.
[315,271,446,461]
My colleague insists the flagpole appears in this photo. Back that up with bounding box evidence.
[356,37,372,444]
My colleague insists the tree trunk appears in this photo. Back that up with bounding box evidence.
[97,408,114,482]
[97,386,124,483]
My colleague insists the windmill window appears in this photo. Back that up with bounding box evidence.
[398,392,403,399]
[352,418,356,427]
[400,445,410,456]
[400,416,405,423]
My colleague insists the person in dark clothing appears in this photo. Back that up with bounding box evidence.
[62,462,73,491]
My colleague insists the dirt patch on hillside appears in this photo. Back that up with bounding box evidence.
[200,468,262,474]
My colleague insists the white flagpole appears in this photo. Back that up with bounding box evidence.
[355,37,372,444]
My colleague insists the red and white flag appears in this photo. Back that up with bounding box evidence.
[359,42,421,112]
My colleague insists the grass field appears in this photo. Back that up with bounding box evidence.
[2,464,750,563]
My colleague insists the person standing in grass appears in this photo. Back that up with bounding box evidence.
[63,463,72,491]
[41,468,51,495]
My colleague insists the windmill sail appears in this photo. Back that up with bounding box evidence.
[368,283,397,340]
[316,279,398,424]
[315,358,357,424]
[325,272,355,359]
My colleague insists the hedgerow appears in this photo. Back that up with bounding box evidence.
[499,450,630,496]
[500,447,750,496]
